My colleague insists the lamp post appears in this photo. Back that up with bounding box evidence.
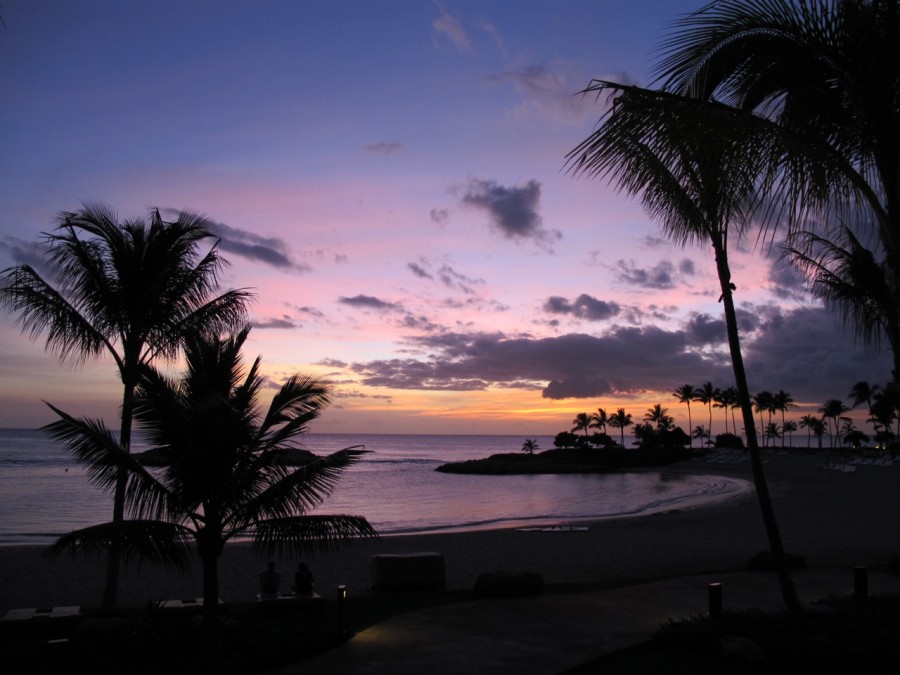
[337,584,348,634]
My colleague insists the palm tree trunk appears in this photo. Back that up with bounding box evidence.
[713,238,802,616]
[103,377,136,608]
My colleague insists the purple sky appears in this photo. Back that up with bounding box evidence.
[0,1,890,435]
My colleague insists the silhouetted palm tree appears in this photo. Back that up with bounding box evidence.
[643,404,673,431]
[567,79,801,612]
[571,412,591,437]
[782,420,798,449]
[0,204,252,607]
[673,384,698,448]
[521,439,539,454]
[799,414,819,449]
[753,391,774,448]
[589,408,609,435]
[848,380,882,436]
[772,391,795,443]
[44,327,376,649]
[718,386,740,437]
[658,0,900,384]
[694,382,720,440]
[820,399,851,448]
[692,425,710,447]
[608,408,633,447]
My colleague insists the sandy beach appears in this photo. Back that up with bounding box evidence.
[2,451,899,613]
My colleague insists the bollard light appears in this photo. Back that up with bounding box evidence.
[708,582,722,620]
[337,584,348,634]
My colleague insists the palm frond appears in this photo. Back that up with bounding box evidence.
[42,404,173,521]
[251,514,378,559]
[228,447,369,530]
[46,520,194,571]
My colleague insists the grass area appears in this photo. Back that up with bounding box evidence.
[565,593,900,674]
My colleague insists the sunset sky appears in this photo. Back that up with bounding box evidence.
[0,1,891,436]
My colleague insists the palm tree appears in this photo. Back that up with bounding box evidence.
[0,203,252,606]
[673,384,698,447]
[567,81,801,612]
[589,408,609,436]
[765,422,781,448]
[643,404,673,431]
[657,0,900,384]
[752,391,774,448]
[692,425,710,447]
[820,399,851,448]
[772,391,795,444]
[799,414,819,449]
[571,412,591,437]
[43,327,376,646]
[809,417,826,450]
[782,420,798,449]
[521,439,539,454]
[608,408,633,447]
[848,380,882,437]
[694,383,720,440]
[718,386,740,438]
[872,383,900,441]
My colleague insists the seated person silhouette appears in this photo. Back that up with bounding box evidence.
[258,561,281,600]
[294,562,314,595]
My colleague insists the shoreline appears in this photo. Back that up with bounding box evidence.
[2,451,898,613]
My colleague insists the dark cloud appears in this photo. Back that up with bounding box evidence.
[338,294,401,311]
[408,262,433,280]
[767,253,810,302]
[430,208,449,226]
[203,218,311,273]
[543,294,620,321]
[253,317,297,329]
[615,259,677,289]
[739,304,891,399]
[298,306,325,319]
[679,258,696,276]
[364,142,403,155]
[317,358,347,368]
[684,313,725,346]
[459,178,561,249]
[351,327,731,399]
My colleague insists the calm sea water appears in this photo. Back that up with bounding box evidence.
[0,428,753,545]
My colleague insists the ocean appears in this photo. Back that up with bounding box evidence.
[0,428,753,545]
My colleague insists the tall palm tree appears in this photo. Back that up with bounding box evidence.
[799,414,819,449]
[718,386,740,438]
[571,412,591,437]
[820,398,851,448]
[657,0,900,383]
[673,384,698,447]
[43,327,376,646]
[694,382,720,440]
[753,391,774,447]
[772,391,795,443]
[608,408,633,447]
[0,203,252,606]
[567,82,801,612]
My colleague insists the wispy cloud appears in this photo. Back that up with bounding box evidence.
[365,141,404,155]
[432,4,470,52]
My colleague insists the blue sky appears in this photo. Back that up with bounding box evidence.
[0,1,890,435]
